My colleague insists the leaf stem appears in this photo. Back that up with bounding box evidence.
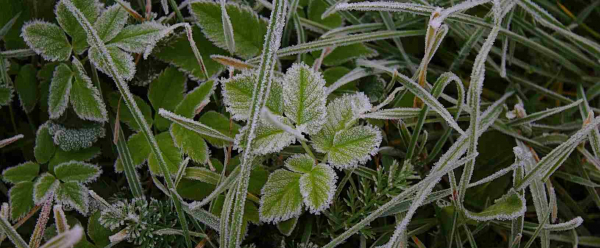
[168,0,185,23]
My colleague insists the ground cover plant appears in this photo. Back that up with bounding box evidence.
[0,0,599,247]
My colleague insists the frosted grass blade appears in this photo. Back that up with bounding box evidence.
[507,100,583,126]
[159,109,234,142]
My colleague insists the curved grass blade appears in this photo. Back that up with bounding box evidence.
[507,100,583,127]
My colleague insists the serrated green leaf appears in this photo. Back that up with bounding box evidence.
[148,132,182,176]
[153,26,226,80]
[15,64,38,113]
[88,44,135,81]
[54,161,101,183]
[189,0,268,59]
[320,125,381,169]
[465,189,526,221]
[56,0,100,54]
[94,3,128,42]
[48,63,73,119]
[108,21,166,54]
[259,170,303,223]
[56,182,89,214]
[70,57,108,122]
[198,111,240,148]
[283,63,327,134]
[22,21,72,61]
[108,92,153,131]
[175,80,216,118]
[285,154,315,174]
[49,146,101,172]
[34,173,59,203]
[235,115,296,155]
[171,125,210,164]
[149,67,186,131]
[34,125,57,164]
[300,163,336,213]
[222,71,283,120]
[0,85,13,107]
[2,161,39,184]
[9,182,34,220]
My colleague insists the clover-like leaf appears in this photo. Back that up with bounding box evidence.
[55,0,101,54]
[56,182,89,214]
[34,124,57,164]
[283,63,327,134]
[465,189,526,221]
[259,170,303,223]
[171,125,210,164]
[48,63,73,119]
[189,0,268,59]
[148,132,182,176]
[299,163,337,214]
[33,173,59,204]
[109,21,167,54]
[234,115,296,155]
[318,125,382,169]
[285,154,315,174]
[70,57,108,122]
[2,161,39,184]
[88,45,135,81]
[221,71,283,120]
[54,161,102,183]
[94,3,128,42]
[48,146,101,172]
[22,21,72,61]
[9,182,35,220]
[149,67,186,130]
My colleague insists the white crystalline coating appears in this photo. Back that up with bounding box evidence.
[544,217,583,231]
[299,163,337,214]
[21,20,72,62]
[326,68,369,95]
[56,182,90,215]
[48,63,74,120]
[33,173,59,204]
[259,170,303,223]
[109,21,167,54]
[430,0,493,28]
[0,203,7,219]
[370,87,404,112]
[283,63,327,134]
[158,108,234,142]
[53,205,70,233]
[54,161,103,184]
[221,70,284,121]
[261,107,306,141]
[220,0,236,55]
[326,125,382,169]
[0,134,24,148]
[47,122,106,151]
[507,99,583,126]
[361,107,421,120]
[41,225,84,248]
[284,154,315,173]
[71,57,109,122]
[234,114,296,155]
[89,44,136,81]
[464,188,527,221]
[94,3,129,42]
[335,2,438,15]
[548,184,557,222]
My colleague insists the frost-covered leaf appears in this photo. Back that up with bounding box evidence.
[33,173,59,204]
[259,170,303,223]
[320,125,381,169]
[54,205,70,233]
[108,21,166,54]
[94,3,128,42]
[108,92,153,131]
[312,93,372,155]
[189,0,268,59]
[47,122,106,151]
[9,182,35,220]
[0,85,13,107]
[56,182,89,214]
[235,115,296,155]
[39,225,84,248]
[15,64,38,113]
[149,67,186,131]
[70,57,108,122]
[171,124,210,164]
[88,44,135,81]
[147,132,182,176]
[199,111,240,148]
[35,125,57,164]
[283,63,327,134]
[285,154,316,174]
[48,146,101,171]
[159,109,235,144]
[220,0,236,54]
[222,71,283,120]
[56,0,100,53]
[299,163,336,214]
[173,79,213,116]
[48,63,73,119]
[54,161,102,183]
[465,189,526,221]
[153,26,227,80]
[21,21,72,61]
[2,161,39,184]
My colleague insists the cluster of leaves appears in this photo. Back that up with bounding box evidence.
[0,0,600,247]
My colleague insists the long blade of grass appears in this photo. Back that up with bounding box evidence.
[158,109,234,142]
[507,99,583,126]
[0,214,29,248]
